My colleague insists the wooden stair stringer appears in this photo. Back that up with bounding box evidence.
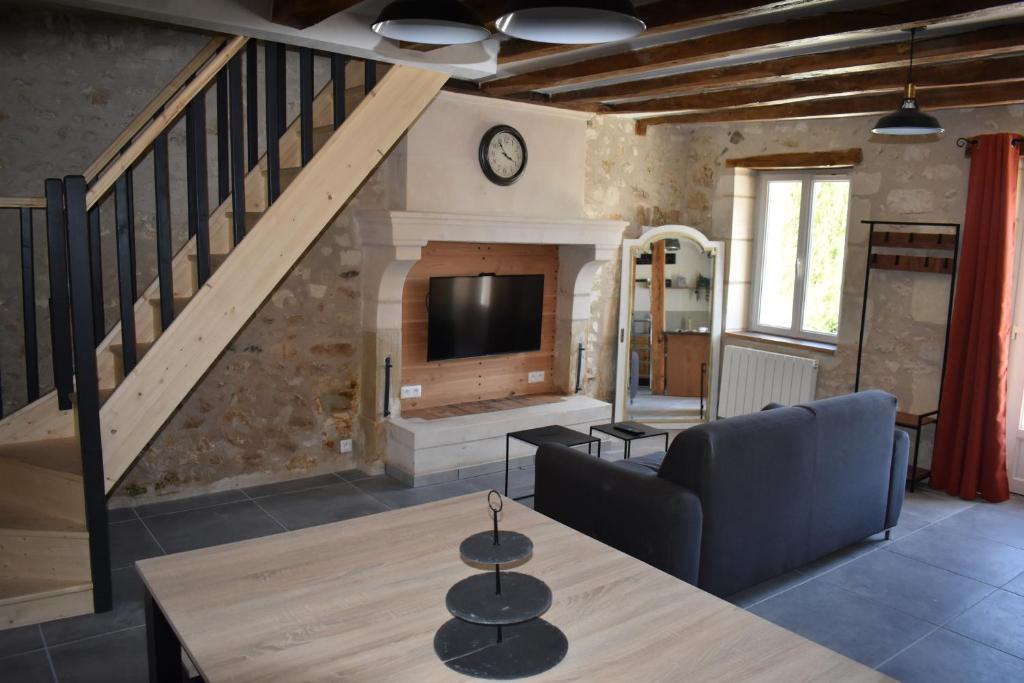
[100,65,448,493]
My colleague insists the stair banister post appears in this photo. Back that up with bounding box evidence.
[64,175,113,614]
[44,178,75,410]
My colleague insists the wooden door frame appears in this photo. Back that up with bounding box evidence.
[614,225,724,423]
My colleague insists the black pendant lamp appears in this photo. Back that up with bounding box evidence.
[372,1,490,45]
[496,1,646,45]
[872,28,944,136]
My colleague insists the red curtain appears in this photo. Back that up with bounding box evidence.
[931,133,1021,502]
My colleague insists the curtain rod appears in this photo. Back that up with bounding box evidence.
[956,136,1023,150]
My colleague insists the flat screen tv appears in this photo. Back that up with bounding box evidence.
[427,274,545,362]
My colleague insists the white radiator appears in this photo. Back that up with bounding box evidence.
[718,345,818,418]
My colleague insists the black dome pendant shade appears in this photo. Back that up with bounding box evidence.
[872,28,944,136]
[497,0,646,44]
[372,0,490,45]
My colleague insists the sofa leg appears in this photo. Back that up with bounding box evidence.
[884,529,892,541]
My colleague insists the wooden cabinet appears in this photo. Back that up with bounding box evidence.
[665,332,710,397]
[631,335,651,385]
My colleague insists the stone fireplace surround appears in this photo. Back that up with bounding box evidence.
[356,210,627,486]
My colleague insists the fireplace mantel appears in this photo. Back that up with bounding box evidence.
[354,210,627,483]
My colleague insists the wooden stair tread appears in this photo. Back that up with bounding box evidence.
[0,577,92,604]
[0,500,86,534]
[224,211,264,231]
[147,297,191,315]
[187,252,230,268]
[110,340,155,358]
[0,438,82,476]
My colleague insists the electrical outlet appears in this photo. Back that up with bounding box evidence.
[339,439,353,454]
[400,384,422,399]
[528,371,545,384]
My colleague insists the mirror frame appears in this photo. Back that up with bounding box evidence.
[614,225,725,423]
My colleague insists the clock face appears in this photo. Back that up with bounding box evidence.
[480,126,527,185]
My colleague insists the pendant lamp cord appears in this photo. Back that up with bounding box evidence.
[907,27,916,87]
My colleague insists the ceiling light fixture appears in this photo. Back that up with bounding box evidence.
[872,28,944,136]
[372,0,490,45]
[496,1,646,45]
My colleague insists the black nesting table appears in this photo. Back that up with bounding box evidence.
[589,421,670,460]
[505,425,601,499]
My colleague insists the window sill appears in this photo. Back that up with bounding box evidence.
[725,331,837,355]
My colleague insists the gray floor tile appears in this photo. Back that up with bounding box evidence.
[727,571,808,609]
[42,569,144,646]
[134,489,247,518]
[336,469,372,482]
[142,500,282,554]
[50,626,146,683]
[242,474,342,499]
[819,549,994,625]
[108,520,163,570]
[0,649,54,682]
[886,511,932,540]
[879,628,1024,683]
[1005,569,1024,597]
[255,482,389,531]
[937,502,1024,550]
[793,539,884,579]
[947,590,1024,660]
[0,624,44,658]
[351,476,479,509]
[900,488,976,523]
[887,525,1024,586]
[749,579,933,667]
[105,508,136,523]
[463,468,536,499]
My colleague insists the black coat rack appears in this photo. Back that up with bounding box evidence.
[854,220,961,491]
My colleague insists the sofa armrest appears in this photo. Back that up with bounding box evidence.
[534,443,703,585]
[886,429,910,530]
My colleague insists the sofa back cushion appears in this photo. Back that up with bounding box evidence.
[798,390,897,559]
[658,406,817,597]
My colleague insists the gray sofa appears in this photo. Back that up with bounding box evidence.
[534,390,910,598]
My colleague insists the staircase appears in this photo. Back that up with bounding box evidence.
[0,36,446,629]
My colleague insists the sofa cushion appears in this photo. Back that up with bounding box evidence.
[797,390,897,559]
[613,451,665,476]
[658,406,817,597]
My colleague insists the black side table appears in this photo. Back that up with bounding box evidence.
[505,425,601,499]
[589,422,670,460]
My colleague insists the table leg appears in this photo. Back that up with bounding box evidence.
[625,440,631,460]
[505,435,510,497]
[664,433,670,452]
[911,426,923,493]
[597,439,602,458]
[146,591,183,683]
[588,441,592,455]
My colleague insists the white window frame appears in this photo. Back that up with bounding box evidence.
[750,170,851,342]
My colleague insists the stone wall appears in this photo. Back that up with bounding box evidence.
[584,105,1024,468]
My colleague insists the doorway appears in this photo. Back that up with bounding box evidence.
[1007,167,1024,495]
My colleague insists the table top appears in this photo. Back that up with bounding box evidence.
[507,424,599,447]
[137,494,890,683]
[590,421,669,440]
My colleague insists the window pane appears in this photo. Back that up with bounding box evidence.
[758,180,802,329]
[803,180,849,335]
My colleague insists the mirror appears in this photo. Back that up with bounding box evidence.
[614,226,724,427]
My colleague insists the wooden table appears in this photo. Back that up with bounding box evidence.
[137,494,890,682]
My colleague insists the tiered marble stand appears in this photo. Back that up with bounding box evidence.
[434,492,568,679]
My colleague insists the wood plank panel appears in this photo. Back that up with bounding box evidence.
[726,149,863,169]
[608,55,1024,114]
[870,253,953,274]
[635,80,1024,130]
[549,22,1024,105]
[871,232,957,251]
[666,333,711,397]
[99,65,448,492]
[497,0,831,64]
[401,242,559,412]
[649,241,666,396]
[482,0,1018,95]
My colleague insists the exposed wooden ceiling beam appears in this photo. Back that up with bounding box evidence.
[607,54,1024,114]
[497,0,832,64]
[551,22,1024,105]
[726,149,864,169]
[482,0,1022,96]
[634,80,1024,132]
[271,0,363,29]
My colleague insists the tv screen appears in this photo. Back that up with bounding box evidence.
[427,274,545,362]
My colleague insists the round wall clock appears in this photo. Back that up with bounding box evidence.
[479,125,528,186]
